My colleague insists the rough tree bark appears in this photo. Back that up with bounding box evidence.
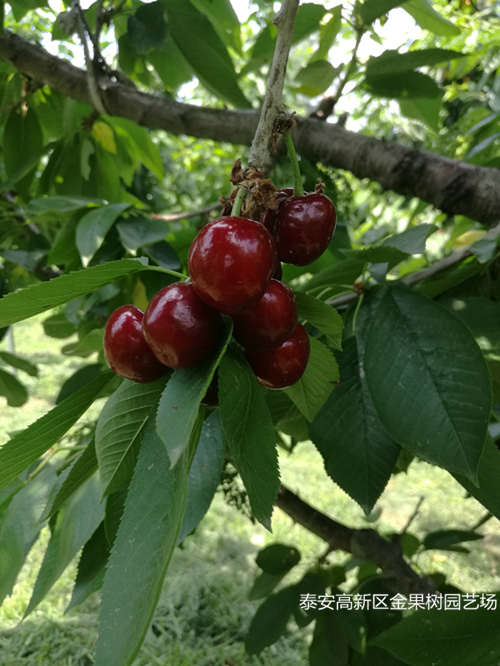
[1,31,500,225]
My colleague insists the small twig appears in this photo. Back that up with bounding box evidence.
[471,511,493,531]
[73,0,107,115]
[248,0,299,170]
[331,28,364,106]
[400,496,424,536]
[152,202,220,222]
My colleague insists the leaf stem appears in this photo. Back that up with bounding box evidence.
[284,130,304,196]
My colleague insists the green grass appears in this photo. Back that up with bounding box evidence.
[1,316,500,665]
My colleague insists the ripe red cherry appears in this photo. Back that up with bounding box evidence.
[143,282,223,369]
[275,193,336,266]
[188,216,276,314]
[104,305,167,383]
[245,323,310,389]
[232,279,298,351]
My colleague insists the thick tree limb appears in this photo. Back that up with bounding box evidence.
[2,31,500,224]
[277,485,434,596]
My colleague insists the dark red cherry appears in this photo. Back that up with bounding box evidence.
[188,216,276,314]
[275,193,336,266]
[143,282,223,369]
[232,279,298,351]
[245,323,310,389]
[104,305,167,383]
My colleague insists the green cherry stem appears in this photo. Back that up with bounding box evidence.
[284,130,304,197]
[231,184,247,217]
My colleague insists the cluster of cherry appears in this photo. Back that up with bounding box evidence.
[103,188,336,391]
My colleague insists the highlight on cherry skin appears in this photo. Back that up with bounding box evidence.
[232,279,298,351]
[188,216,276,314]
[245,322,310,390]
[142,281,224,369]
[103,304,167,383]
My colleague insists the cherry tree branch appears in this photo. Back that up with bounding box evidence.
[277,485,434,596]
[248,0,299,169]
[2,31,500,224]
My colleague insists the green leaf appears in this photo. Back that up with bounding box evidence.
[66,521,109,612]
[61,329,104,357]
[310,8,342,63]
[127,2,167,54]
[358,0,407,24]
[46,216,80,268]
[311,337,400,514]
[0,258,148,327]
[454,437,500,522]
[11,0,49,21]
[255,544,301,575]
[365,71,441,99]
[24,474,105,617]
[266,391,310,442]
[382,224,437,255]
[423,529,483,550]
[41,439,98,521]
[403,0,461,36]
[56,364,104,404]
[27,195,103,216]
[0,351,38,377]
[0,368,28,407]
[295,60,338,96]
[94,410,194,666]
[295,292,343,350]
[177,410,226,543]
[0,371,114,492]
[148,37,193,90]
[366,48,465,77]
[163,0,250,108]
[76,203,132,267]
[0,465,57,605]
[284,337,339,423]
[116,217,170,251]
[156,320,232,468]
[309,614,350,665]
[372,595,500,666]
[4,105,43,197]
[190,0,242,54]
[245,586,299,655]
[109,118,164,180]
[301,258,364,295]
[363,286,491,482]
[248,571,289,601]
[219,346,280,531]
[398,97,441,131]
[243,3,327,74]
[470,236,498,264]
[441,297,500,359]
[96,377,168,497]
